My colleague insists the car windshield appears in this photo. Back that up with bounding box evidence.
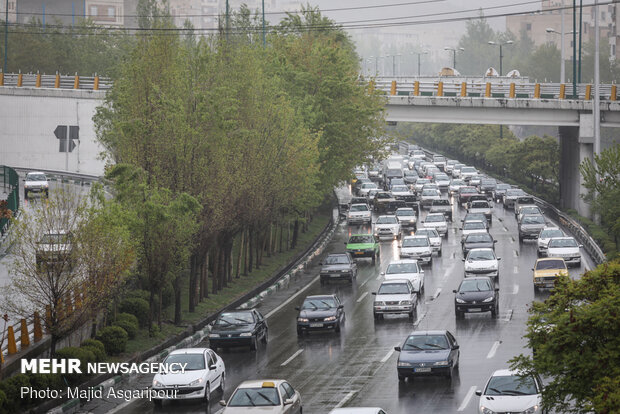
[435,174,449,180]
[549,238,578,248]
[536,260,566,270]
[462,167,476,173]
[433,200,450,206]
[523,215,545,224]
[471,201,489,208]
[415,229,438,238]
[465,214,485,221]
[386,263,419,274]
[421,189,438,196]
[392,185,409,192]
[506,189,526,196]
[497,184,511,190]
[361,183,376,189]
[464,222,486,230]
[377,216,398,224]
[39,233,71,244]
[27,174,47,181]
[416,179,430,185]
[376,193,392,199]
[461,187,477,194]
[481,180,496,185]
[396,209,416,216]
[466,234,492,243]
[163,353,205,371]
[349,235,373,244]
[350,204,369,212]
[228,387,281,407]
[425,215,444,223]
[325,255,350,265]
[216,312,254,326]
[434,156,446,162]
[485,375,538,396]
[521,207,541,215]
[459,279,492,292]
[541,229,564,239]
[302,298,337,309]
[403,335,449,350]
[378,283,410,295]
[402,237,429,247]
[468,250,495,261]
[517,197,535,204]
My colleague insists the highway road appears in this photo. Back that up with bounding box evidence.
[85,181,594,414]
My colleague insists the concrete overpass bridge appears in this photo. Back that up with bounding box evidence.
[1,73,618,216]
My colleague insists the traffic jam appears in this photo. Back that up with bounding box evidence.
[138,142,591,414]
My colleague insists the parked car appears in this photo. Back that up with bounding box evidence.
[414,228,442,256]
[518,214,547,242]
[467,200,493,224]
[345,234,380,263]
[374,215,402,240]
[24,171,49,200]
[394,330,460,381]
[429,199,452,222]
[395,207,417,231]
[296,294,345,334]
[382,259,425,294]
[319,254,357,285]
[546,237,582,267]
[476,369,543,414]
[221,379,302,413]
[399,235,433,265]
[463,248,500,278]
[532,257,569,291]
[372,280,418,320]
[537,227,565,257]
[461,233,497,257]
[347,203,372,225]
[208,309,268,351]
[420,213,448,238]
[453,276,499,318]
[152,348,225,406]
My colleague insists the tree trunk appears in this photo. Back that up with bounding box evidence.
[235,230,244,278]
[203,249,209,299]
[212,246,220,294]
[148,289,156,330]
[189,253,197,313]
[291,219,299,249]
[248,226,254,273]
[174,275,182,325]
[158,287,163,328]
[279,222,284,253]
[255,229,261,269]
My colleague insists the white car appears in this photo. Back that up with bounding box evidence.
[460,166,478,182]
[374,215,401,240]
[420,213,448,237]
[347,203,372,225]
[399,235,433,265]
[414,228,442,256]
[413,178,431,193]
[358,182,378,197]
[372,279,417,320]
[463,248,500,278]
[477,369,543,414]
[391,184,412,200]
[547,237,582,267]
[448,179,467,194]
[451,164,466,178]
[330,409,386,414]
[221,379,302,413]
[382,259,425,294]
[537,227,565,256]
[433,173,451,191]
[152,348,225,405]
[461,220,488,242]
[24,171,49,199]
[395,207,417,230]
[419,189,441,208]
[468,200,493,224]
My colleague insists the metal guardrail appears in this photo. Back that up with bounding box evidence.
[399,141,607,266]
[0,72,112,91]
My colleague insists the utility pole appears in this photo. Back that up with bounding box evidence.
[392,54,395,77]
[560,5,565,83]
[262,0,265,47]
[578,0,583,83]
[4,0,8,73]
[225,0,229,41]
[594,0,600,223]
[572,0,577,97]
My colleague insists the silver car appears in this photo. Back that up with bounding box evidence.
[421,213,448,238]
[537,227,565,257]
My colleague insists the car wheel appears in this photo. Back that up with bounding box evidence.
[518,235,523,243]
[398,374,406,382]
[203,383,211,404]
[537,250,541,257]
[335,322,341,333]
[250,336,258,351]
[438,249,442,257]
[446,368,453,380]
[491,307,498,319]
[320,278,325,286]
[218,372,226,395]
[261,328,268,344]
[373,313,383,321]
[297,327,304,336]
[429,257,433,266]
[371,253,376,264]
[455,309,464,319]
[408,310,415,320]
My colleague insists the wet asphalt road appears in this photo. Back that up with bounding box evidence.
[98,183,594,414]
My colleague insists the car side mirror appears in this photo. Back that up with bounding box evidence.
[493,240,498,243]
[394,346,401,352]
[461,258,465,262]
[219,400,227,406]
[452,289,457,293]
[579,244,583,248]
[338,305,344,309]
[475,390,482,396]
[295,307,300,311]
[371,292,377,295]
[453,345,460,350]
[531,268,535,271]
[495,288,499,292]
[284,399,294,405]
[497,257,502,261]
[209,364,217,370]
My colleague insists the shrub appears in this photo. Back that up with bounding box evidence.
[55,346,96,384]
[119,297,150,327]
[96,326,128,355]
[81,345,106,362]
[161,282,174,308]
[28,373,64,391]
[0,374,31,411]
[114,315,138,339]
[81,338,105,354]
[125,289,150,302]
[0,389,7,412]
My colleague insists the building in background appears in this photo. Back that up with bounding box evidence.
[0,0,18,24]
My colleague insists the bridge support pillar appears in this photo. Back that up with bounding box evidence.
[559,115,594,217]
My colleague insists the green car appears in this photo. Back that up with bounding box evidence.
[345,234,380,263]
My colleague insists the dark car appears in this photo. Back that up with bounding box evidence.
[492,183,511,203]
[208,309,268,351]
[461,233,497,257]
[518,214,547,242]
[373,191,395,213]
[395,330,460,381]
[462,212,489,228]
[349,196,368,207]
[296,294,345,335]
[479,179,497,197]
[453,277,499,319]
[457,186,479,206]
[467,194,490,206]
[319,253,357,285]
[513,196,537,217]
[429,199,453,221]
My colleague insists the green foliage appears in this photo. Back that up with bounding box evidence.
[28,373,64,391]
[55,346,96,384]
[81,338,106,354]
[80,338,107,362]
[0,374,31,411]
[119,297,150,327]
[96,326,129,355]
[114,312,139,339]
[510,261,620,413]
[566,210,618,259]
[0,389,7,412]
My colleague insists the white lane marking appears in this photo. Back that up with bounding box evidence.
[504,309,514,322]
[381,344,399,363]
[413,310,427,327]
[334,391,357,409]
[377,273,383,280]
[487,341,501,359]
[265,275,320,319]
[512,285,519,295]
[432,288,441,300]
[280,349,304,366]
[214,410,224,414]
[357,292,369,303]
[513,266,519,274]
[509,237,514,244]
[107,398,136,413]
[359,278,369,288]
[503,227,508,232]
[458,385,478,411]
[513,250,519,257]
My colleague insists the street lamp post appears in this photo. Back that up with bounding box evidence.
[444,47,464,69]
[413,51,428,77]
[487,40,513,76]
[546,27,577,83]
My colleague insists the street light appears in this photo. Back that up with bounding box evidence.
[546,27,577,83]
[412,51,428,77]
[487,40,513,76]
[444,47,464,69]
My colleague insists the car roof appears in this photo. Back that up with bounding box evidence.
[26,171,46,176]
[326,253,349,257]
[408,235,429,239]
[426,213,445,218]
[491,368,523,377]
[388,259,419,265]
[350,203,369,208]
[350,233,374,237]
[380,279,410,285]
[548,236,575,242]
[235,379,287,389]
[168,348,208,355]
[468,247,494,253]
[305,295,337,300]
[460,276,493,282]
[407,330,449,336]
[329,408,385,414]
[536,257,567,263]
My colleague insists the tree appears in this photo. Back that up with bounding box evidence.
[1,188,134,354]
[457,16,497,76]
[524,42,561,83]
[510,261,620,413]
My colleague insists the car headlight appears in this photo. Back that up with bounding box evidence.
[374,301,385,306]
[433,360,449,366]
[188,378,204,387]
[455,298,466,303]
[239,332,253,337]
[400,300,412,305]
[482,297,494,303]
[523,406,540,414]
[298,318,309,322]
[153,379,163,388]
[324,316,337,321]
[397,361,412,367]
[43,183,49,188]
[480,407,496,414]
[208,333,220,338]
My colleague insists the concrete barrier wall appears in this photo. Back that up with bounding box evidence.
[0,88,106,176]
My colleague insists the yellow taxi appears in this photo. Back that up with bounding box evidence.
[532,257,569,291]
[220,380,302,413]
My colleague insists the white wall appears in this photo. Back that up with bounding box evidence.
[0,88,107,176]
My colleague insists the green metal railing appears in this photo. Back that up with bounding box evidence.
[1,166,19,235]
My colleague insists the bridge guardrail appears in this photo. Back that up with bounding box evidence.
[0,72,112,91]
[400,141,607,266]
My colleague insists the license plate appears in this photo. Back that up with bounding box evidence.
[468,308,482,312]
[330,274,341,278]
[355,252,365,255]
[309,323,323,328]
[414,367,431,373]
